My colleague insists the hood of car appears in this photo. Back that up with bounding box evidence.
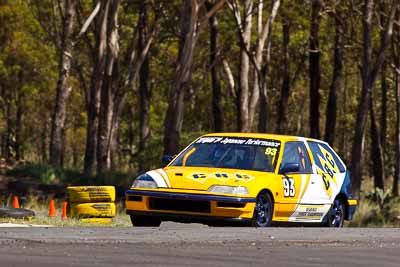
[150,166,270,192]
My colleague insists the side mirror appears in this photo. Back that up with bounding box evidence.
[162,155,173,166]
[279,163,300,174]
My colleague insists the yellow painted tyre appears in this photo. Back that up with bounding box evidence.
[79,218,113,224]
[66,186,115,203]
[69,202,116,218]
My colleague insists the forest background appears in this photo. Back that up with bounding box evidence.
[0,0,399,211]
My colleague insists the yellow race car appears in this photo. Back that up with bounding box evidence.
[125,133,357,227]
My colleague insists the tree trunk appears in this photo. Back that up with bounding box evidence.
[309,0,323,139]
[221,58,238,130]
[138,0,151,171]
[228,0,279,132]
[394,68,400,196]
[379,2,387,155]
[108,93,125,171]
[110,92,126,171]
[5,95,13,164]
[248,0,261,130]
[393,30,400,197]
[138,57,150,150]
[257,78,268,133]
[350,0,396,197]
[97,0,120,175]
[41,120,48,163]
[380,63,387,154]
[351,0,374,198]
[325,8,343,145]
[237,0,252,132]
[257,0,280,133]
[127,105,135,169]
[14,93,23,161]
[90,0,157,174]
[163,0,200,155]
[95,0,156,174]
[84,0,109,175]
[206,0,223,132]
[369,100,385,190]
[276,19,290,134]
[50,0,76,168]
[84,88,101,176]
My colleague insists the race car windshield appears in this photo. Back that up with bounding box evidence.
[170,136,281,172]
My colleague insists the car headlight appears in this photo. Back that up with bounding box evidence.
[132,174,157,189]
[208,185,248,195]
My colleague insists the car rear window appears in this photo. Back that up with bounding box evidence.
[307,141,345,173]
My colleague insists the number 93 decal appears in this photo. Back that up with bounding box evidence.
[282,177,295,197]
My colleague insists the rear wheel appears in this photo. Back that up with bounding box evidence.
[130,215,161,227]
[252,192,273,227]
[325,198,345,227]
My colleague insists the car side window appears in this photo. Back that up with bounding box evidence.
[307,141,345,173]
[280,141,312,173]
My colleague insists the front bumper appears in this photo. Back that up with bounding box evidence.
[125,189,256,223]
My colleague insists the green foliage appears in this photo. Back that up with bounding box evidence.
[6,163,62,184]
[365,188,400,220]
[350,188,400,227]
[0,0,398,203]
[5,162,132,188]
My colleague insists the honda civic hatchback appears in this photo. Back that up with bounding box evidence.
[125,133,357,227]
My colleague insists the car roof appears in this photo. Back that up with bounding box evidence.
[203,132,326,144]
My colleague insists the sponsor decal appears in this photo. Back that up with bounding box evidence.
[290,205,328,220]
[188,172,255,184]
[234,173,254,181]
[314,144,340,198]
[296,211,324,217]
[195,137,280,148]
[91,204,111,210]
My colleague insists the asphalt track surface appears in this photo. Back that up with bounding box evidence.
[0,223,399,267]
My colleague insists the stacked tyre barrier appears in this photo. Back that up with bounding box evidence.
[66,186,116,224]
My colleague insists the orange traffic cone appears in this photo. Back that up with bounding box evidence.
[61,201,67,220]
[48,199,56,217]
[12,196,20,209]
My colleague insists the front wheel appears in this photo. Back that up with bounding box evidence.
[130,215,162,227]
[325,199,345,227]
[252,192,273,227]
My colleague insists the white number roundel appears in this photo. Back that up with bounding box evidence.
[283,178,295,197]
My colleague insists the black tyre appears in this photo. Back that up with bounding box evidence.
[325,198,345,227]
[0,208,35,219]
[130,215,161,227]
[252,192,273,227]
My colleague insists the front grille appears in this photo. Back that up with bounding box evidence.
[128,195,143,202]
[149,198,211,213]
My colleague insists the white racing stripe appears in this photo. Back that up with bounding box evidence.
[147,170,168,188]
[156,168,171,187]
[299,174,306,201]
